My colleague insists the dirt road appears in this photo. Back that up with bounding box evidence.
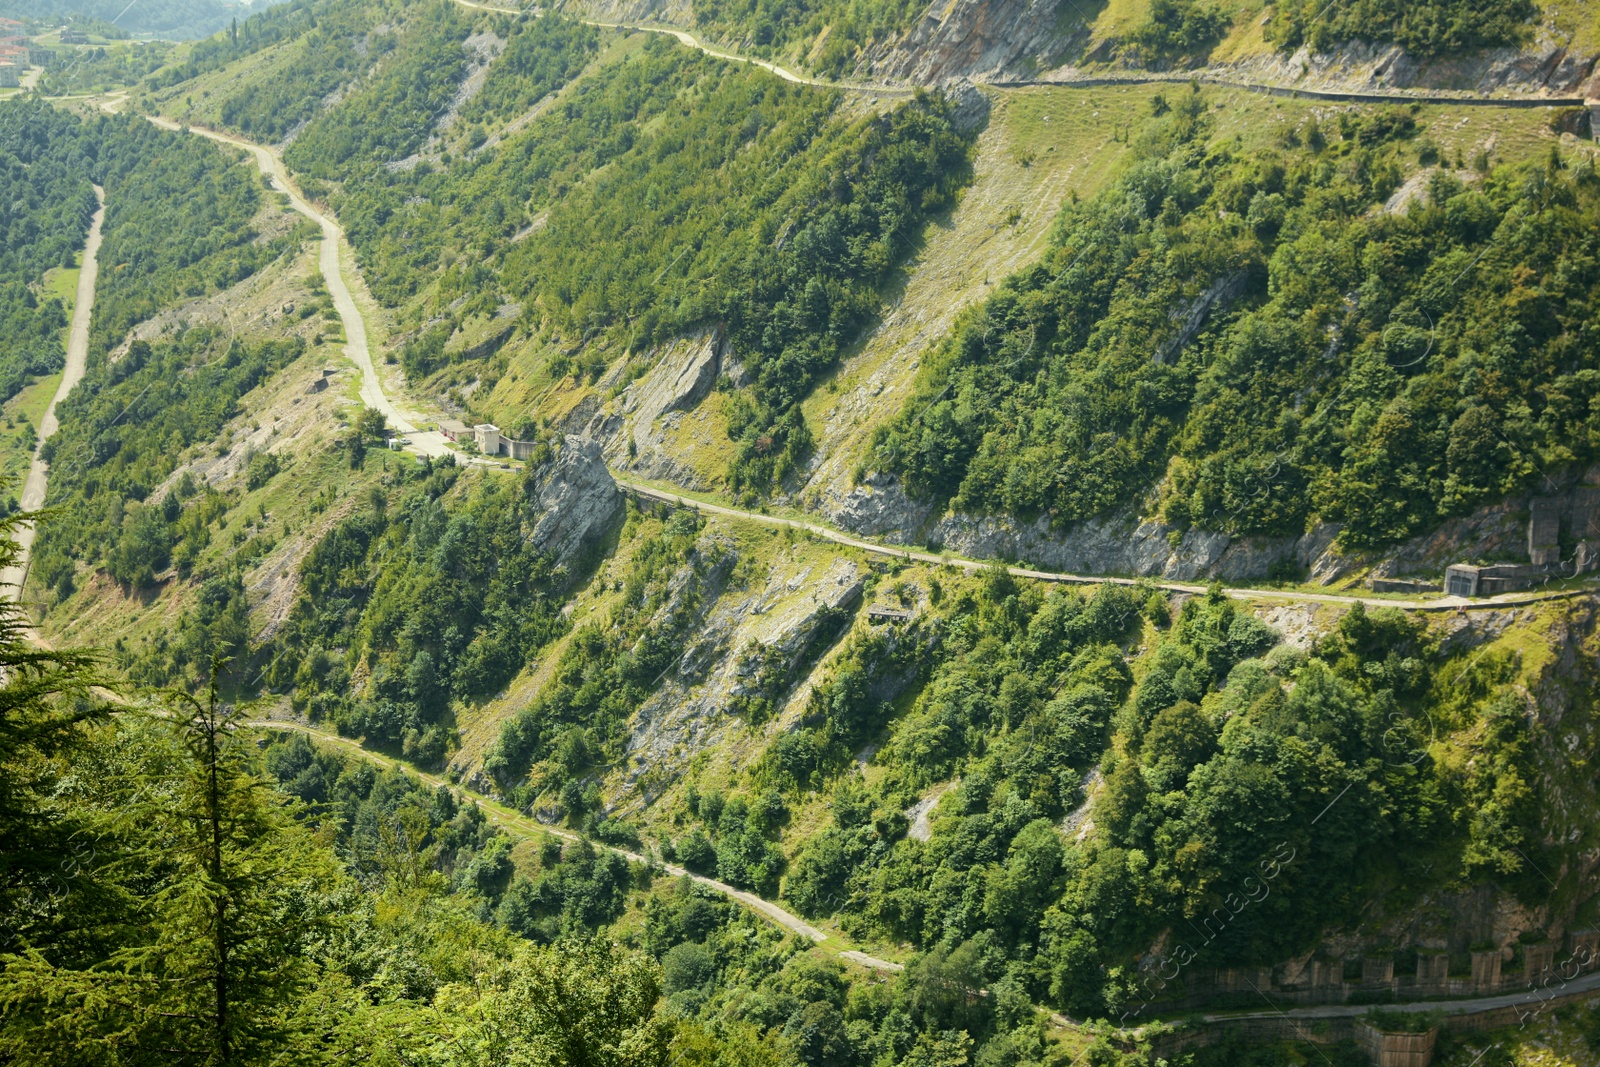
[248,718,905,972]
[0,187,104,600]
[612,477,1596,614]
[145,116,455,460]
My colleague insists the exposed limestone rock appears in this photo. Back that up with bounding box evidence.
[1435,607,1524,653]
[944,78,992,133]
[1154,273,1248,365]
[866,0,1075,85]
[617,554,863,810]
[585,327,728,490]
[625,330,722,445]
[826,462,1600,586]
[525,435,625,579]
[1253,604,1325,651]
[819,472,939,540]
[1217,36,1596,97]
[821,474,1350,581]
[906,779,958,842]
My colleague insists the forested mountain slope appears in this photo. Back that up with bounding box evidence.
[4,0,1600,1063]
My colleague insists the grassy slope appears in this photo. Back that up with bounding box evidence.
[29,185,389,655]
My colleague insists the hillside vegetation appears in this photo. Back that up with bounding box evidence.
[153,2,973,497]
[4,0,1600,1064]
[1,0,286,39]
[875,92,1600,551]
[0,101,98,404]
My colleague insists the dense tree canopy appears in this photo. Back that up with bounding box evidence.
[876,91,1600,550]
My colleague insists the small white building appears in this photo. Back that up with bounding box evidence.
[474,423,502,456]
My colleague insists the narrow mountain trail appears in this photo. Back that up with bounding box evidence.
[611,477,1597,614]
[451,0,912,95]
[144,115,456,459]
[0,187,104,602]
[452,0,1584,108]
[246,718,906,973]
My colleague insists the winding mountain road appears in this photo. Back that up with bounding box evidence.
[0,187,104,602]
[249,712,1600,1029]
[65,74,1592,1040]
[612,479,1596,614]
[247,718,904,972]
[451,0,1585,108]
[145,116,455,460]
[145,116,1597,617]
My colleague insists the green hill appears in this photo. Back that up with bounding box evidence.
[3,0,1600,1063]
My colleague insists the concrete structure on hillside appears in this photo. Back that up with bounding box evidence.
[1442,486,1600,596]
[1528,496,1560,564]
[439,420,540,460]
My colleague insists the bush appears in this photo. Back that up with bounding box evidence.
[660,941,715,994]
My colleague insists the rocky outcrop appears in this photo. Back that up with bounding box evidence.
[1154,273,1248,365]
[864,0,1075,84]
[1219,36,1596,98]
[824,464,1600,586]
[1525,600,1600,927]
[525,435,625,579]
[819,472,1353,582]
[617,554,863,810]
[585,327,728,491]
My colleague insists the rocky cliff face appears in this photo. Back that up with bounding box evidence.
[1525,599,1600,926]
[585,327,729,491]
[617,551,864,812]
[863,0,1074,84]
[817,471,1350,582]
[1219,36,1597,98]
[821,466,1600,585]
[525,434,626,581]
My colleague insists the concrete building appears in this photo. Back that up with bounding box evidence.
[437,418,470,443]
[1444,564,1480,598]
[1444,562,1553,598]
[473,423,501,455]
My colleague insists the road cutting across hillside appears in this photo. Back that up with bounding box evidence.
[0,187,104,605]
[134,117,1600,618]
[246,717,906,972]
[145,115,455,460]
